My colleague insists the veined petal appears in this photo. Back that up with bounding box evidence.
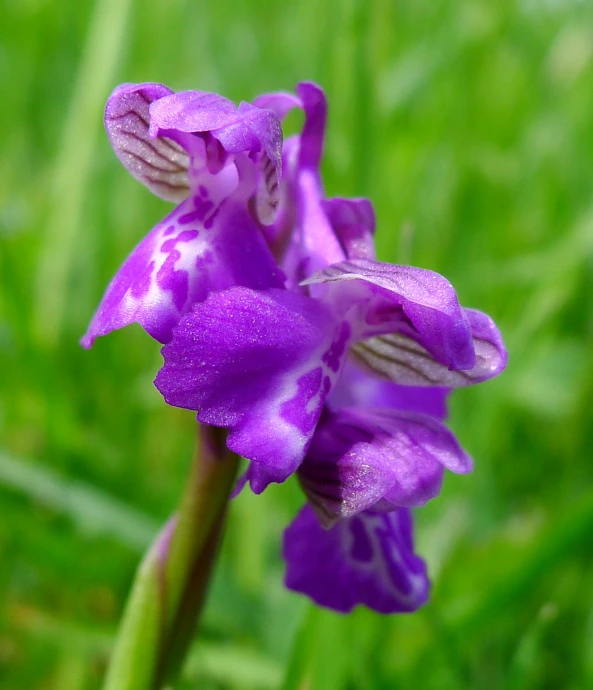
[283,505,429,614]
[236,102,284,225]
[155,288,352,489]
[303,259,475,370]
[82,178,284,346]
[298,407,471,528]
[104,82,190,202]
[351,307,507,387]
[328,359,450,420]
[149,92,284,223]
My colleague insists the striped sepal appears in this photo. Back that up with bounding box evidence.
[352,330,502,387]
[254,152,280,225]
[105,84,190,202]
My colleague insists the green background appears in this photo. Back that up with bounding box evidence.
[2,0,593,687]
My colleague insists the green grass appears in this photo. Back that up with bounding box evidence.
[2,0,593,687]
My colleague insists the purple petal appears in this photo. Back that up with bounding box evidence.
[351,307,507,388]
[149,92,283,166]
[283,505,430,614]
[295,82,326,170]
[321,197,376,260]
[263,82,346,282]
[104,82,190,202]
[328,359,450,420]
[155,288,351,489]
[298,407,471,527]
[290,168,347,278]
[236,102,283,166]
[251,91,302,120]
[82,176,284,346]
[149,91,284,224]
[464,308,508,381]
[303,259,475,370]
[148,90,239,136]
[237,102,284,225]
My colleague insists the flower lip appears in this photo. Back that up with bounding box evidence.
[283,504,430,614]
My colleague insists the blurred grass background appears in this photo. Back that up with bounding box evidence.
[1,0,593,687]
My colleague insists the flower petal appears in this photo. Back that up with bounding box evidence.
[298,407,471,527]
[149,92,284,224]
[104,82,190,202]
[303,259,475,370]
[351,307,507,387]
[283,505,430,614]
[321,197,376,260]
[295,82,326,170]
[148,90,239,136]
[155,288,351,489]
[251,91,302,120]
[148,92,283,164]
[82,175,284,346]
[328,359,450,419]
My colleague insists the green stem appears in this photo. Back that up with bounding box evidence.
[103,424,239,690]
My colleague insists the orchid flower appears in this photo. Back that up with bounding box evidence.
[85,81,507,616]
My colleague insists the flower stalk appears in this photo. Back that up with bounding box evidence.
[103,424,239,690]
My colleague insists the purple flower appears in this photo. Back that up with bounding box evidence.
[82,82,286,347]
[86,80,508,615]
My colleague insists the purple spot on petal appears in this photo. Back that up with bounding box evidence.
[178,211,201,225]
[349,517,374,563]
[198,185,208,197]
[281,367,324,435]
[322,321,351,372]
[160,229,199,253]
[163,225,176,236]
[194,196,214,221]
[157,251,189,311]
[204,206,220,230]
[156,229,200,312]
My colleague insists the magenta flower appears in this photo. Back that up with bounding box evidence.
[85,80,507,615]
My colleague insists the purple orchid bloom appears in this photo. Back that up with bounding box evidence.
[85,80,507,615]
[82,82,286,347]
